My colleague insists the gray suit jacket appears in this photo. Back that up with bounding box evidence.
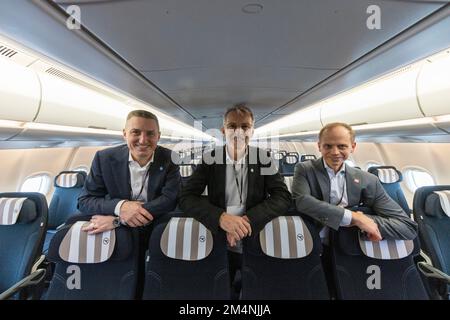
[291,158,417,240]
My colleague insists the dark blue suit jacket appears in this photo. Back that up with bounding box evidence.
[78,144,180,219]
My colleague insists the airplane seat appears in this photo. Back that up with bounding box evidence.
[300,154,317,162]
[143,216,230,300]
[330,207,428,300]
[279,153,299,175]
[0,193,48,300]
[413,186,450,300]
[45,214,139,299]
[179,164,195,187]
[241,214,329,299]
[43,171,87,253]
[368,166,410,213]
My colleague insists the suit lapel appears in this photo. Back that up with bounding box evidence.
[313,158,331,203]
[346,166,362,206]
[246,147,257,209]
[216,146,227,208]
[112,145,131,199]
[146,147,163,201]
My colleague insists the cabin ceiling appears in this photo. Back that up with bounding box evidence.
[52,0,447,130]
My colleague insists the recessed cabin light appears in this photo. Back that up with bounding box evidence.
[242,4,263,14]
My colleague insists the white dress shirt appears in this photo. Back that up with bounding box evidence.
[114,152,155,216]
[319,159,353,244]
[225,147,248,253]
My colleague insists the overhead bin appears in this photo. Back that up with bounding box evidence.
[35,72,129,131]
[0,59,40,122]
[416,49,450,118]
[320,62,425,126]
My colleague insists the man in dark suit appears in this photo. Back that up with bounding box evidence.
[180,104,291,297]
[78,109,180,236]
[292,122,417,241]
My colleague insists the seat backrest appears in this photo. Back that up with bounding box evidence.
[241,214,329,299]
[45,214,139,299]
[300,154,317,162]
[143,216,230,299]
[280,154,299,175]
[413,185,450,298]
[179,164,196,186]
[330,223,428,300]
[0,192,48,299]
[48,171,86,229]
[368,166,410,213]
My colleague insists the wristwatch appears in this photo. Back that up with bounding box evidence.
[112,217,121,228]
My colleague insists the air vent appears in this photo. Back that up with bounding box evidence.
[0,45,18,58]
[45,67,128,103]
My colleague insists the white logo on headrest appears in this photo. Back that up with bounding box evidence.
[297,234,304,241]
[103,238,110,245]
[199,235,206,242]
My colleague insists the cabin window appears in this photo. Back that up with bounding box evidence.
[403,168,435,193]
[72,165,89,174]
[366,162,381,170]
[20,173,51,195]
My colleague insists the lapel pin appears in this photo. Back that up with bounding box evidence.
[250,168,254,173]
[354,178,360,183]
[160,166,163,171]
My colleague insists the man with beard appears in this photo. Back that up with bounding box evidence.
[180,104,291,298]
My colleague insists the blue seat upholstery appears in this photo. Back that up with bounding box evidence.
[300,154,317,162]
[279,153,299,175]
[413,186,450,299]
[143,216,230,299]
[330,212,428,300]
[241,214,329,299]
[45,214,139,299]
[43,171,86,253]
[368,166,410,213]
[0,192,48,299]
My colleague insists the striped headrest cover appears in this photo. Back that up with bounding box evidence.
[358,233,414,260]
[301,155,316,162]
[285,155,298,164]
[260,216,313,259]
[0,197,27,225]
[433,190,450,217]
[59,221,116,263]
[180,165,193,177]
[284,176,293,193]
[161,217,213,261]
[55,173,79,188]
[376,168,400,184]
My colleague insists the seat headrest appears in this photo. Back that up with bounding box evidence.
[284,155,298,164]
[369,166,402,184]
[0,197,37,225]
[260,216,313,259]
[160,217,213,261]
[300,154,316,162]
[55,171,86,188]
[47,218,133,263]
[180,165,194,177]
[425,191,450,217]
[336,227,414,259]
[358,233,414,260]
